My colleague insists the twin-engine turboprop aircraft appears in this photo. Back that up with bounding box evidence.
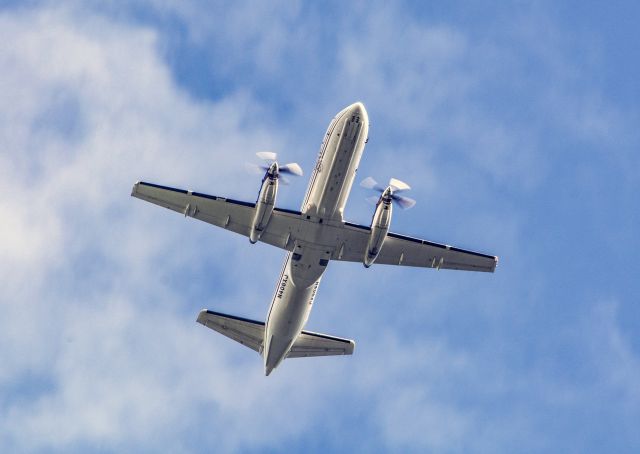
[132,102,498,376]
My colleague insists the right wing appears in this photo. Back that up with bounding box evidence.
[333,222,498,272]
[131,181,303,251]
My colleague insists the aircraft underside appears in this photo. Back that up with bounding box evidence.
[132,102,497,375]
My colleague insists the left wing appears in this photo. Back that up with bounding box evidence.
[131,181,302,251]
[333,222,498,272]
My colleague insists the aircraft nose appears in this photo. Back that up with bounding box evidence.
[338,101,367,118]
[342,101,368,126]
[349,101,366,115]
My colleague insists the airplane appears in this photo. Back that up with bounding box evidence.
[131,102,498,376]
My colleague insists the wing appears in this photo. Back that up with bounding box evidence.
[131,181,303,251]
[333,222,498,272]
[287,330,355,358]
[196,309,265,353]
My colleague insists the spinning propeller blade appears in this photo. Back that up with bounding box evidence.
[256,151,278,162]
[249,152,303,178]
[393,195,416,209]
[280,162,303,176]
[366,195,380,205]
[360,176,386,192]
[361,176,416,209]
[388,178,411,192]
[245,162,266,175]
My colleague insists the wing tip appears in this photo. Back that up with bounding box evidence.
[131,180,140,197]
[196,309,208,325]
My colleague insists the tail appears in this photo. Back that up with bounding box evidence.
[196,309,355,372]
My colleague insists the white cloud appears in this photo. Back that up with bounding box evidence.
[2,2,639,452]
[0,6,322,451]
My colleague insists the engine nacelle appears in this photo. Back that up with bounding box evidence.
[250,172,278,243]
[364,195,392,267]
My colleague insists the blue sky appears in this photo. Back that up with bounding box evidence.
[1,1,639,452]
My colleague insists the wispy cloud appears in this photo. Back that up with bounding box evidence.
[0,6,311,451]
[1,2,639,452]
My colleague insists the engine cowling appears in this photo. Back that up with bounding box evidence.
[363,192,393,267]
[250,169,278,243]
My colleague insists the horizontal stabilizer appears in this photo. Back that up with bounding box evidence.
[287,330,355,358]
[197,310,265,354]
[196,309,355,358]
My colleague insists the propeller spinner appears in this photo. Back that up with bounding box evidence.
[360,177,416,209]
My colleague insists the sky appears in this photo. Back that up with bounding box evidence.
[1,1,639,452]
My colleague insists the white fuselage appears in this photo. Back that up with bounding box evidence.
[263,102,369,375]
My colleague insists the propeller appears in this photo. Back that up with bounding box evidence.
[245,152,303,185]
[360,177,416,209]
[254,151,303,177]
